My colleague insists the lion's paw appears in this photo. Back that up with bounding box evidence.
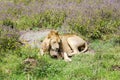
[65,58,72,62]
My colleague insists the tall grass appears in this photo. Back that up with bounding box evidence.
[0,0,120,39]
[0,40,120,80]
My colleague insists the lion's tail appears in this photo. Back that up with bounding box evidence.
[80,42,88,53]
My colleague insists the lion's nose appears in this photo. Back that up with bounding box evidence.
[56,48,59,51]
[56,48,59,50]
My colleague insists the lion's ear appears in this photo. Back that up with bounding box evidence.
[48,30,59,38]
[54,30,59,35]
[54,30,58,33]
[47,31,53,39]
[50,30,58,35]
[47,34,51,39]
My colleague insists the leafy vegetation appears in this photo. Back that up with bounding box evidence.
[0,0,120,80]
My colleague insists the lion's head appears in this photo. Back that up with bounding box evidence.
[48,30,61,57]
[41,30,61,57]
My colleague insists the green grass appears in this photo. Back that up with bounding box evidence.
[0,40,120,80]
[0,0,120,79]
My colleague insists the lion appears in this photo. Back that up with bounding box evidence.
[40,30,88,62]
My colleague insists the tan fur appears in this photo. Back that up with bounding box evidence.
[40,30,88,62]
[59,34,88,61]
[61,34,88,56]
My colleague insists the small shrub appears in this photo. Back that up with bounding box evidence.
[68,16,120,40]
[109,35,120,46]
[16,10,66,30]
[16,16,33,30]
[89,28,102,39]
[14,55,65,79]
[114,36,120,45]
[0,26,20,51]
[33,57,65,78]
[40,10,66,29]
[0,69,8,80]
[2,19,15,28]
[19,47,39,59]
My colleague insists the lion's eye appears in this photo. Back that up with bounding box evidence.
[53,41,56,43]
[58,41,60,43]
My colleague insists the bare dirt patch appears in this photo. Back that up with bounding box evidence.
[19,29,52,48]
